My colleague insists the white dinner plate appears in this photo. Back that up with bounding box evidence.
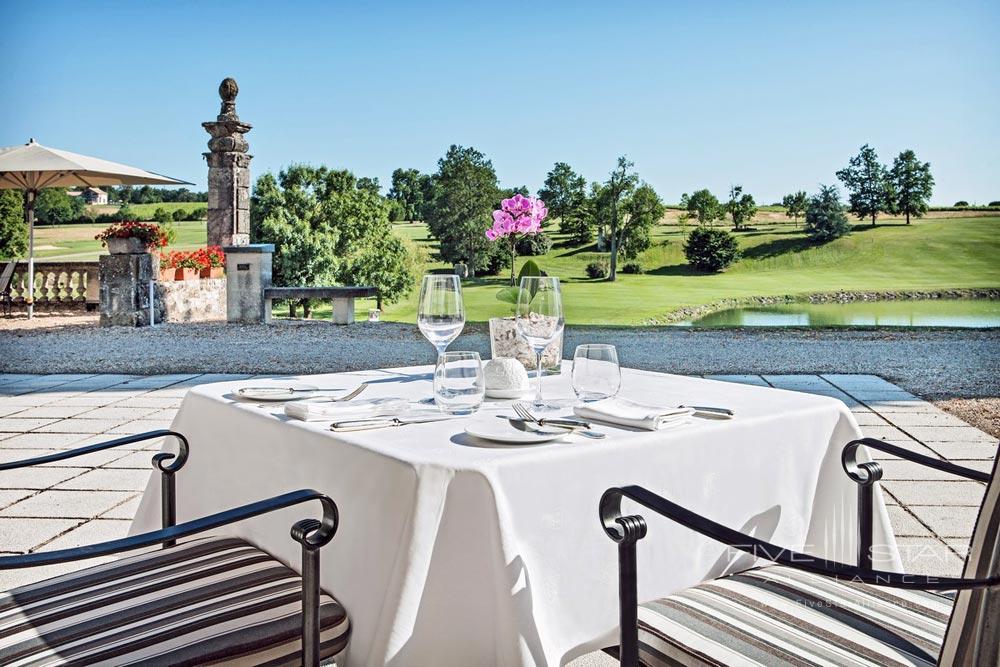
[485,388,532,399]
[465,421,570,445]
[235,384,320,401]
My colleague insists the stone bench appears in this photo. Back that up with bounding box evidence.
[263,286,377,325]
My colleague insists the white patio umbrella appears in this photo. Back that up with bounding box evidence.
[0,139,191,318]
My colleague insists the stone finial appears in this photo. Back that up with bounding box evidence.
[218,77,240,120]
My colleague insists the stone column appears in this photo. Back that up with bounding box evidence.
[203,77,252,247]
[224,244,273,323]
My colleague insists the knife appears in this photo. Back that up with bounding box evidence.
[329,415,457,432]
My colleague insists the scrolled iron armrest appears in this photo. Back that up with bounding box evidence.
[600,484,999,590]
[0,489,337,570]
[843,437,992,483]
[0,429,189,472]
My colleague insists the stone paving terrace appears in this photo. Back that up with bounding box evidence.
[0,372,995,593]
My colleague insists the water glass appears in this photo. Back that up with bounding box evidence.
[433,351,485,415]
[572,344,621,402]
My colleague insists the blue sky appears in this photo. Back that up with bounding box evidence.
[2,0,997,205]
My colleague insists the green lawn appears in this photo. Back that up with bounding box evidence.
[33,221,207,261]
[30,215,1000,325]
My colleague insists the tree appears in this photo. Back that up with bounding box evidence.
[355,176,380,195]
[618,183,665,260]
[805,185,851,242]
[782,191,808,226]
[890,150,933,224]
[251,165,413,317]
[601,157,639,281]
[388,168,429,222]
[686,188,723,225]
[35,189,84,224]
[836,144,893,225]
[725,185,757,231]
[538,162,589,243]
[954,200,969,207]
[0,191,27,258]
[683,227,741,272]
[423,145,501,276]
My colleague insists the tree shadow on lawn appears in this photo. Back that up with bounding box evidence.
[740,235,817,261]
[644,263,703,276]
[850,222,911,232]
[554,242,600,257]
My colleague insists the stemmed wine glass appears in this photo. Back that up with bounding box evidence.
[418,275,465,400]
[516,276,564,410]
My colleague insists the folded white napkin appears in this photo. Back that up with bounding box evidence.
[284,397,408,422]
[574,398,694,431]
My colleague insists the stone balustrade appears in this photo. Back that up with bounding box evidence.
[8,261,99,308]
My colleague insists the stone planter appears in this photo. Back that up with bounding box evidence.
[488,316,563,374]
[106,237,147,254]
[199,267,224,279]
[158,268,175,282]
[175,268,198,281]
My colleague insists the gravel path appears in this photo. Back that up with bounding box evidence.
[2,316,997,399]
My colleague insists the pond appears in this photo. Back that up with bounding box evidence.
[678,299,1000,328]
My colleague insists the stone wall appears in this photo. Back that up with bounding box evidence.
[155,279,226,323]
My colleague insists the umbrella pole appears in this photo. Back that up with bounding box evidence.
[25,190,36,320]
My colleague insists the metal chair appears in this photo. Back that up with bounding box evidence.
[602,437,999,666]
[0,259,16,316]
[0,430,351,666]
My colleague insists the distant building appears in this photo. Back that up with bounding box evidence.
[67,187,108,205]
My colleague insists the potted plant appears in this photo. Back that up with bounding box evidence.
[489,260,563,373]
[96,221,168,255]
[157,251,179,282]
[196,246,226,279]
[486,194,548,286]
[175,252,199,281]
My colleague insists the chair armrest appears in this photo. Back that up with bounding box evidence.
[843,437,991,483]
[0,488,337,570]
[600,484,999,591]
[0,429,188,473]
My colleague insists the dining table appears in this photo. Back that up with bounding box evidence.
[130,363,900,667]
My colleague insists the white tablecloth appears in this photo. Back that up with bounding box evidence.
[132,364,899,666]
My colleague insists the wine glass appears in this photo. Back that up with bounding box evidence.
[572,344,621,402]
[418,275,465,401]
[516,276,565,410]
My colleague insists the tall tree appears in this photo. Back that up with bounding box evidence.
[782,190,808,227]
[686,188,723,225]
[355,176,381,195]
[890,150,934,224]
[423,145,501,276]
[35,189,85,224]
[836,144,894,226]
[251,165,412,317]
[600,156,639,281]
[388,168,427,222]
[538,162,589,242]
[0,190,27,258]
[725,185,757,231]
[805,185,851,242]
[618,183,666,261]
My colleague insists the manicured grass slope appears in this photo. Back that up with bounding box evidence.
[33,221,207,261]
[376,217,999,325]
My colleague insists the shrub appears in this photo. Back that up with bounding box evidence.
[172,209,188,221]
[585,259,609,279]
[621,261,643,274]
[152,207,172,224]
[191,206,208,219]
[514,232,552,256]
[805,185,852,242]
[989,201,1000,207]
[954,200,969,207]
[683,227,741,272]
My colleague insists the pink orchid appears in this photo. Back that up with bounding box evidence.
[486,194,549,285]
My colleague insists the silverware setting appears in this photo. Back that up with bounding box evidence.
[679,405,734,419]
[330,414,455,432]
[257,384,368,407]
[512,402,606,439]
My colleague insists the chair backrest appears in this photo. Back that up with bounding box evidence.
[938,451,1000,666]
[0,260,15,294]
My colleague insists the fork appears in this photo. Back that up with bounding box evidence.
[258,384,368,407]
[513,402,606,439]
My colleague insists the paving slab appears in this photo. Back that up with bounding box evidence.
[904,426,996,443]
[923,441,999,461]
[54,468,152,492]
[76,406,160,421]
[883,481,986,507]
[0,467,88,490]
[0,517,79,552]
[886,506,933,537]
[0,489,134,519]
[106,419,176,435]
[894,536,966,576]
[0,432,90,449]
[100,494,142,519]
[40,518,131,551]
[33,419,123,434]
[908,506,980,539]
[0,417,61,432]
[763,375,834,390]
[821,374,900,391]
[8,405,96,419]
[0,489,34,510]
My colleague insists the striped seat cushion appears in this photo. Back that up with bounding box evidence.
[635,565,954,667]
[0,536,350,666]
